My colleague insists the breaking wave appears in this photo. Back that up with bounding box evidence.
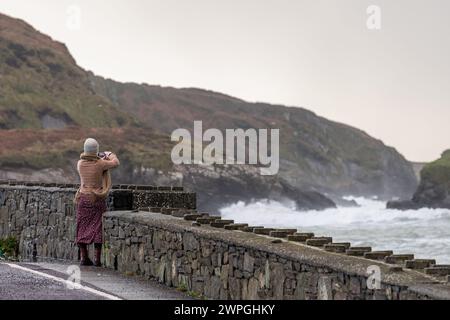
[220,197,450,264]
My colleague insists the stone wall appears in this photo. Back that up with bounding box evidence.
[0,184,77,260]
[103,211,450,300]
[1,181,450,300]
[0,182,195,260]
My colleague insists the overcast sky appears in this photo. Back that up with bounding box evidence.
[1,0,449,162]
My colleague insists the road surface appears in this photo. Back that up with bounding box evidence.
[0,261,189,300]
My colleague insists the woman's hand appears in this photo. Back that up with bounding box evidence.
[103,151,113,159]
[100,152,120,169]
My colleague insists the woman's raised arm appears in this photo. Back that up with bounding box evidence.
[100,152,120,170]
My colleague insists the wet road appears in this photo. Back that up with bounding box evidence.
[0,262,107,300]
[0,261,189,300]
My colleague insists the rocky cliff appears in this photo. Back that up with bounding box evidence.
[388,150,450,210]
[89,73,418,201]
[0,12,418,212]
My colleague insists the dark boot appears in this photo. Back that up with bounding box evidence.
[94,243,102,267]
[79,244,93,266]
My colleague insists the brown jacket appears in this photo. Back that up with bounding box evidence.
[77,153,120,196]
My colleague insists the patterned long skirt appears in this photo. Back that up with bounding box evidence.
[76,194,106,245]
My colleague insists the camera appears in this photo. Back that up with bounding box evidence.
[98,152,106,159]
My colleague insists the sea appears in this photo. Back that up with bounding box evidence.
[220,196,450,264]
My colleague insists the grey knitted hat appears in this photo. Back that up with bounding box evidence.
[84,138,99,154]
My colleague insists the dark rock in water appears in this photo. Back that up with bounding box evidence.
[280,181,336,211]
[386,200,424,210]
[294,190,337,211]
[333,197,360,208]
[387,199,450,210]
[387,150,450,210]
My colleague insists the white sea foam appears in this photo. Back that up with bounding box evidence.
[220,197,450,264]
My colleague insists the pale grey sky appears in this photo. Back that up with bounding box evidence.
[1,0,449,162]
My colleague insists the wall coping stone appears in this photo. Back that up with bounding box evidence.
[0,184,192,194]
[0,184,78,192]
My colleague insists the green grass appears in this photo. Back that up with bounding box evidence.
[420,149,450,186]
[0,38,135,129]
[0,236,18,259]
[176,284,205,299]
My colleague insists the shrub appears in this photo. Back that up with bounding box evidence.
[420,150,450,186]
[0,236,18,258]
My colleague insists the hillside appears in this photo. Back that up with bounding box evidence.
[388,150,450,209]
[0,13,133,129]
[90,74,418,199]
[0,12,418,212]
[420,150,450,187]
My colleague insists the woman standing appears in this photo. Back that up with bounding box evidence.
[75,138,120,266]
